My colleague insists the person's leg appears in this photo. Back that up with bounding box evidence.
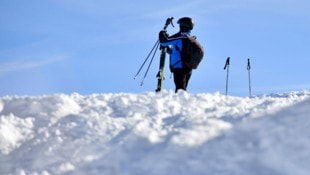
[184,71,192,89]
[173,69,191,92]
[173,70,184,92]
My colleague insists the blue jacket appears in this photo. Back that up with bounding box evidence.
[159,32,191,69]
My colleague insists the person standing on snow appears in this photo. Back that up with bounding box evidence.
[158,17,195,93]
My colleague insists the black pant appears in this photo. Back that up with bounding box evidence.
[173,68,192,93]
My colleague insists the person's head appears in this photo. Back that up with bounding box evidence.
[177,17,194,32]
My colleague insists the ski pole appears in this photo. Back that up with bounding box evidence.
[247,58,252,97]
[224,57,230,96]
[140,41,160,86]
[134,40,160,79]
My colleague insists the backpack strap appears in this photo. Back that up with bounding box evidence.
[175,35,197,53]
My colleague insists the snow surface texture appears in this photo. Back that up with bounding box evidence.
[0,91,310,175]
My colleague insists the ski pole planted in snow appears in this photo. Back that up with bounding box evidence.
[224,57,230,96]
[247,58,252,97]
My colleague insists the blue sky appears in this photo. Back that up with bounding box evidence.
[1,0,309,96]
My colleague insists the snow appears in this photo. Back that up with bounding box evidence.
[0,90,310,175]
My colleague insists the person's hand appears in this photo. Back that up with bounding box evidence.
[159,30,168,42]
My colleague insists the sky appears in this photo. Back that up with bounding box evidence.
[0,0,310,96]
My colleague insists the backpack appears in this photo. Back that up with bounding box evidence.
[179,36,204,69]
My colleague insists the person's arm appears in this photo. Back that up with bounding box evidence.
[159,31,182,47]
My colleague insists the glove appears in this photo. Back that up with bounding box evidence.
[159,30,168,42]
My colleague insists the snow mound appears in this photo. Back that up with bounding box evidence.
[0,91,309,175]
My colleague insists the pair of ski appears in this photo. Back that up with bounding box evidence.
[134,17,174,92]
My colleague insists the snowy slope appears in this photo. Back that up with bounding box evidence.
[0,91,310,175]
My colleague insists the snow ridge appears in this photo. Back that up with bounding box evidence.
[0,91,309,175]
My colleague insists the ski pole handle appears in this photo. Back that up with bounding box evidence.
[224,57,230,70]
[247,58,251,70]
